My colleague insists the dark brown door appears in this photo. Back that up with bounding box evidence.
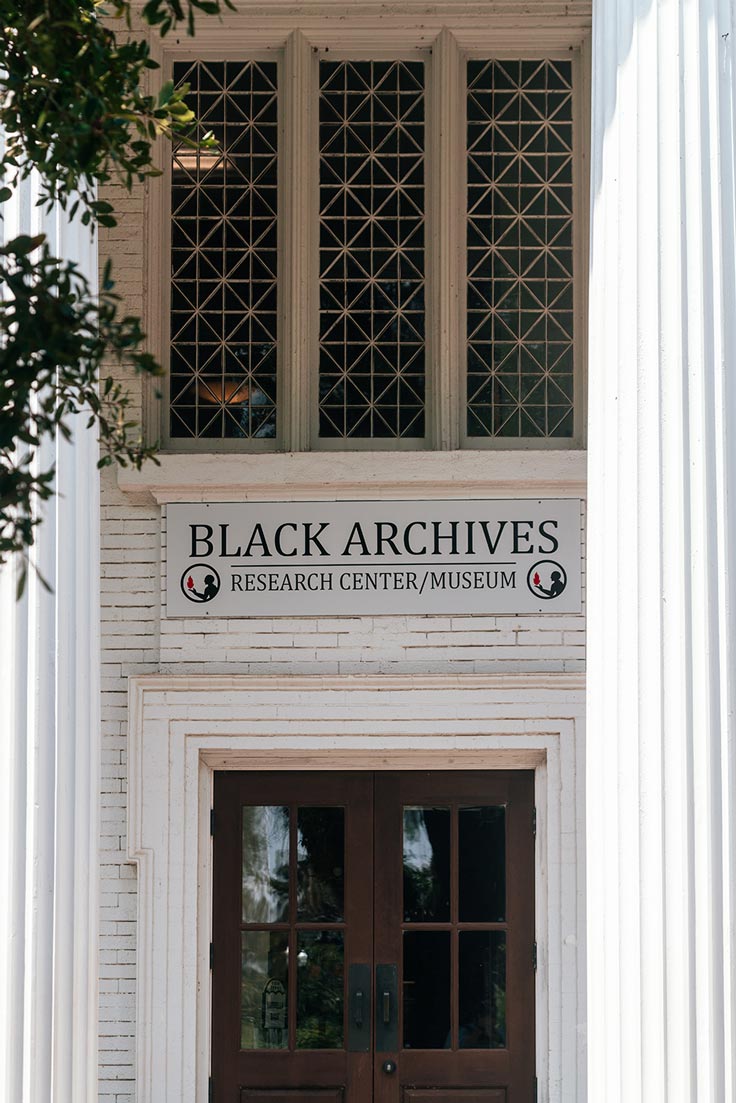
[212,771,535,1103]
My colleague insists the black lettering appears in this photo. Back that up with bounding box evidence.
[274,523,298,557]
[376,522,400,556]
[511,521,534,554]
[500,570,516,588]
[403,521,427,555]
[343,522,370,556]
[219,524,242,558]
[478,520,507,555]
[432,521,460,555]
[243,523,271,558]
[538,520,559,554]
[190,524,214,558]
[231,574,243,591]
[304,522,330,556]
[466,521,475,555]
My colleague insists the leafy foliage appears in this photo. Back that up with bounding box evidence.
[0,0,234,578]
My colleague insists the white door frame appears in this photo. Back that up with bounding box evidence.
[127,672,585,1103]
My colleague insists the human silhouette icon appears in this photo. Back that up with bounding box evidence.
[536,569,565,598]
[191,573,219,602]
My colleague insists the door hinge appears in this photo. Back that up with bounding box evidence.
[532,806,537,838]
[533,941,538,971]
[210,808,216,836]
[534,1076,538,1102]
[209,942,214,970]
[208,1076,213,1103]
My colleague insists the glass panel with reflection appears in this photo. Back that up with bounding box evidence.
[241,930,288,1050]
[296,930,344,1049]
[458,931,506,1048]
[241,806,290,923]
[403,807,450,921]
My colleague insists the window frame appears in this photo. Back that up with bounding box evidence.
[144,17,590,454]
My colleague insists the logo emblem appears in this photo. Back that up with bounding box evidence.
[527,559,567,600]
[181,563,221,604]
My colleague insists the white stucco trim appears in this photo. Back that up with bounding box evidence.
[127,672,585,1103]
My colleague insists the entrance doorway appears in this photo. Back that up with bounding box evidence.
[212,771,535,1103]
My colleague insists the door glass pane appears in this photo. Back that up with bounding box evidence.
[403,807,450,921]
[241,930,288,1050]
[402,931,450,1049]
[458,806,505,921]
[242,806,290,923]
[459,931,506,1048]
[297,807,345,921]
[296,931,344,1049]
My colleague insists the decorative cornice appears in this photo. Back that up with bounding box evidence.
[117,449,587,503]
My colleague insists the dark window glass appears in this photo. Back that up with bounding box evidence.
[170,60,278,440]
[458,931,506,1048]
[402,931,451,1049]
[467,59,574,438]
[297,807,345,921]
[458,806,506,922]
[319,59,426,439]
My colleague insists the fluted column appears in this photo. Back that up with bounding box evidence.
[587,0,736,1099]
[0,171,101,1103]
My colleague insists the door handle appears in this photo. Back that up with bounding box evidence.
[347,964,370,1052]
[375,964,398,1052]
[354,989,364,1028]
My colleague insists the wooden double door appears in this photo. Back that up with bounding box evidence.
[212,772,535,1103]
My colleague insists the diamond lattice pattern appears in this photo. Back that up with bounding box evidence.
[170,61,278,440]
[319,60,426,439]
[467,59,574,438]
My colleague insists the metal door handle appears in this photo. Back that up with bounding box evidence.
[376,964,398,1052]
[347,964,370,1052]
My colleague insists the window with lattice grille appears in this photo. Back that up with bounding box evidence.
[164,42,584,451]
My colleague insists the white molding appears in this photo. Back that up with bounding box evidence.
[117,447,586,502]
[127,672,585,1103]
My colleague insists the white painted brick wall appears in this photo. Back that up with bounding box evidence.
[97,188,587,1103]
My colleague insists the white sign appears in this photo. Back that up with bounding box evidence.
[165,499,582,618]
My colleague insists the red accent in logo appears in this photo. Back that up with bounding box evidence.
[533,572,541,587]
[187,576,194,589]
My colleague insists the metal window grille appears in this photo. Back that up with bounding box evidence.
[170,60,278,440]
[466,59,574,439]
[318,60,426,440]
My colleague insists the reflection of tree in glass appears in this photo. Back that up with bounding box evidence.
[297,807,344,921]
[240,931,288,1050]
[242,806,290,922]
[402,808,450,921]
[296,931,344,1049]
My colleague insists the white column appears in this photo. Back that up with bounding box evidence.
[0,171,101,1103]
[587,0,736,1099]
